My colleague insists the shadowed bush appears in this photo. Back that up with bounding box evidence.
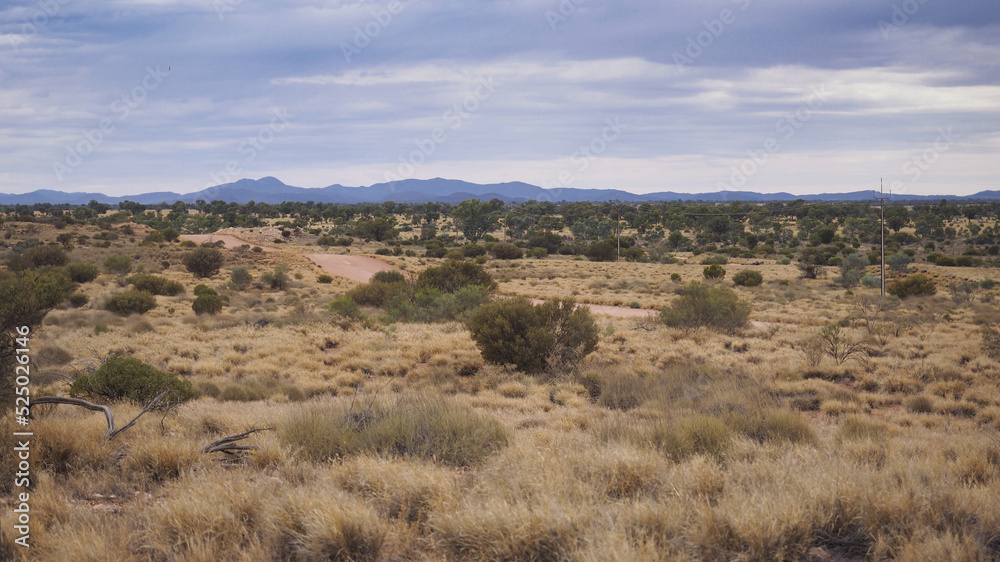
[66,262,99,283]
[466,297,599,374]
[282,395,509,467]
[660,282,751,334]
[192,289,226,315]
[70,355,194,404]
[103,289,157,316]
[182,247,224,278]
[415,260,496,293]
[732,269,763,287]
[128,273,184,296]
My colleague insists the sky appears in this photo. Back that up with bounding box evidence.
[1,0,998,198]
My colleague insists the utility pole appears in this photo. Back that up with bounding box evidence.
[612,201,628,262]
[879,179,887,297]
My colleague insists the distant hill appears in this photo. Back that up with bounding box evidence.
[0,177,995,205]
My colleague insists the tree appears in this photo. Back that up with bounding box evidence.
[182,247,224,278]
[354,217,398,242]
[885,207,910,233]
[453,199,500,242]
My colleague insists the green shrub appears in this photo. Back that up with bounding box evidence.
[230,266,252,290]
[584,240,617,262]
[259,265,289,290]
[887,274,937,298]
[182,247,224,278]
[489,242,522,260]
[700,254,728,265]
[660,282,751,334]
[389,286,490,323]
[68,293,89,308]
[103,290,157,316]
[22,245,69,268]
[670,273,682,283]
[67,262,99,283]
[466,297,598,374]
[281,395,509,467]
[415,260,496,293]
[192,291,225,315]
[462,244,487,257]
[732,269,763,287]
[347,277,409,307]
[103,254,132,275]
[128,273,184,296]
[330,296,362,319]
[317,274,333,284]
[70,355,194,404]
[372,270,406,284]
[861,274,882,288]
[703,264,726,280]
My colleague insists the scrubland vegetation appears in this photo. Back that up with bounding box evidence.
[3,197,1000,560]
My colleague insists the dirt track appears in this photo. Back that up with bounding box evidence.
[179,234,277,251]
[302,254,401,283]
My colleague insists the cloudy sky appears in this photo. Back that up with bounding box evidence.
[1,0,998,198]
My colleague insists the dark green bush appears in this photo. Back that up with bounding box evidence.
[347,277,409,307]
[466,297,599,373]
[462,244,487,257]
[67,262,99,283]
[192,291,225,315]
[317,274,333,284]
[703,264,726,280]
[584,240,617,262]
[660,282,751,334]
[372,270,406,284]
[330,296,362,319]
[128,273,184,296]
[732,269,763,287]
[24,245,68,268]
[489,242,522,260]
[415,260,496,293]
[70,356,194,404]
[103,290,157,316]
[68,293,90,308]
[182,247,224,278]
[887,274,937,299]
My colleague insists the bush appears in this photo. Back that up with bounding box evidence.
[732,269,763,287]
[68,293,90,308]
[281,395,509,467]
[330,296,362,319]
[702,264,726,280]
[259,265,289,290]
[317,274,333,284]
[462,244,487,257]
[415,260,495,293]
[700,254,728,265]
[67,262,99,283]
[230,266,252,290]
[648,415,732,461]
[660,282,751,334]
[861,274,882,288]
[372,270,406,284]
[466,297,598,374]
[584,240,617,262]
[981,324,1000,361]
[489,242,522,260]
[192,291,225,315]
[182,247,224,278]
[103,290,157,316]
[24,245,68,268]
[887,274,937,299]
[70,355,194,404]
[128,273,184,296]
[347,276,409,307]
[104,254,133,276]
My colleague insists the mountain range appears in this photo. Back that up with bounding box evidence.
[1,177,997,206]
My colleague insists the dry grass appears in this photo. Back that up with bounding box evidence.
[5,222,1000,560]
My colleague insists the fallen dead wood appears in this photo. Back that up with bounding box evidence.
[202,427,274,456]
[29,390,171,442]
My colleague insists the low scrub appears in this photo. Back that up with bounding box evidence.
[128,273,184,296]
[660,282,751,334]
[466,297,599,374]
[887,274,936,298]
[66,262,99,283]
[192,288,226,315]
[103,289,157,316]
[70,355,194,404]
[281,394,509,467]
[732,269,763,287]
[647,415,732,460]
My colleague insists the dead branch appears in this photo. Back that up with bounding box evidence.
[202,427,273,456]
[30,390,171,442]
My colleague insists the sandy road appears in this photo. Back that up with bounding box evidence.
[179,234,277,251]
